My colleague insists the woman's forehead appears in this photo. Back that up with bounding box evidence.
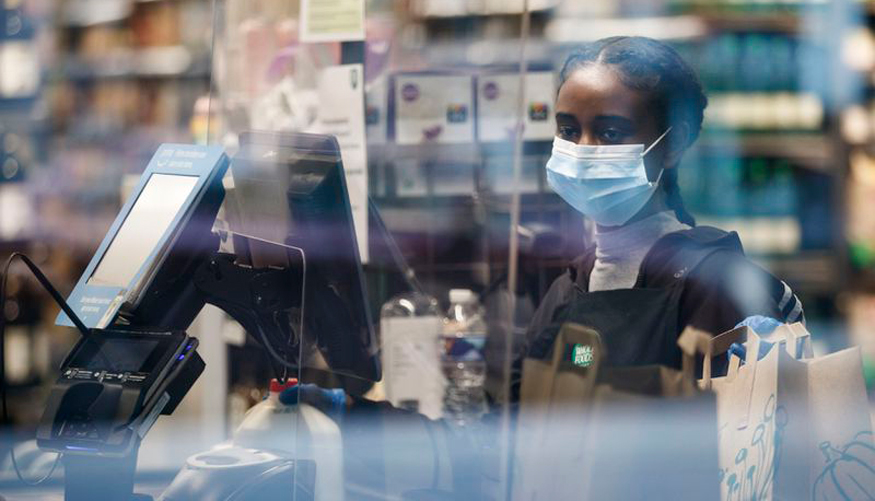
[555,64,652,123]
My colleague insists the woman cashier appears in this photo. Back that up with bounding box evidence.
[513,36,804,396]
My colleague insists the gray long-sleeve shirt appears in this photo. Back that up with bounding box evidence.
[589,210,690,292]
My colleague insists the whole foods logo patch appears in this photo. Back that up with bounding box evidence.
[572,344,594,368]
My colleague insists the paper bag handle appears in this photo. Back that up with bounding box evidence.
[698,326,762,390]
[677,327,712,392]
[775,322,813,360]
[694,326,763,430]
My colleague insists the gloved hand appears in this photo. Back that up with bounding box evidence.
[278,383,348,422]
[729,315,781,363]
[735,315,782,335]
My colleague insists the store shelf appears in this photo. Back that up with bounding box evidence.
[696,12,806,33]
[409,0,558,20]
[56,46,210,82]
[695,133,834,172]
[369,143,482,163]
[369,140,554,161]
[60,0,133,27]
[755,251,840,294]
[546,15,709,43]
[373,134,832,168]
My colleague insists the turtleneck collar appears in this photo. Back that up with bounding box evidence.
[595,210,689,263]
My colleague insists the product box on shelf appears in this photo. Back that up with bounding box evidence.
[477,71,555,142]
[393,73,475,145]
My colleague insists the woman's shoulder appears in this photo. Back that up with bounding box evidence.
[653,225,804,325]
[653,225,744,254]
[639,225,745,288]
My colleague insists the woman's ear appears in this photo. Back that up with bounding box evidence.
[664,122,691,168]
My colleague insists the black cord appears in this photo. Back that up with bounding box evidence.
[253,246,307,372]
[1,253,64,485]
[5,254,89,337]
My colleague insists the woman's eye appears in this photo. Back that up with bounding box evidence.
[599,129,625,143]
[557,126,579,141]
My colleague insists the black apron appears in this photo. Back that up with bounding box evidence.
[529,240,729,370]
[553,284,684,369]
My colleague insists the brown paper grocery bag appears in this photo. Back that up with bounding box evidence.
[696,323,875,501]
[513,323,603,501]
[781,323,875,500]
[513,324,719,500]
[579,328,719,500]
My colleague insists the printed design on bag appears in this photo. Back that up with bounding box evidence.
[811,431,875,501]
[718,394,788,501]
[571,344,594,368]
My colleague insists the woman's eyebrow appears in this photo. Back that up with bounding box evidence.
[555,112,578,122]
[594,114,635,127]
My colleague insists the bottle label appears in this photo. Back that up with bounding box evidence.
[443,333,486,362]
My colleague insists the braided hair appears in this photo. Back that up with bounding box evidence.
[558,36,707,227]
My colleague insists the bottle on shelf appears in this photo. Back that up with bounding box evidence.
[442,288,488,428]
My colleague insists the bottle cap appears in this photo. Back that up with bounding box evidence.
[449,289,476,304]
[270,378,298,394]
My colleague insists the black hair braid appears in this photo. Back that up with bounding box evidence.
[559,36,707,226]
[662,168,695,227]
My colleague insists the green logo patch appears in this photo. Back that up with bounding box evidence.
[572,344,594,367]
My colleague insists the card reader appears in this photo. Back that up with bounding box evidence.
[36,328,204,457]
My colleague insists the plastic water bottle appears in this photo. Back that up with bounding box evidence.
[380,291,445,419]
[442,289,488,427]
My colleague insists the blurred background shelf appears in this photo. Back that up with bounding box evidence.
[695,133,834,171]
[55,46,211,81]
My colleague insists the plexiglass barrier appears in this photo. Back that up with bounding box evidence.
[1,0,875,499]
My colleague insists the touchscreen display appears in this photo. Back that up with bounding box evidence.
[70,337,164,373]
[88,174,198,287]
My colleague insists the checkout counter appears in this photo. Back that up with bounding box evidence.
[2,132,473,500]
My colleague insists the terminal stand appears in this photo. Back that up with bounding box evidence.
[192,251,303,377]
[50,249,303,501]
[63,441,140,501]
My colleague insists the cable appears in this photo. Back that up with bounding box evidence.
[1,253,63,485]
[367,197,424,295]
[252,245,307,371]
[4,254,89,337]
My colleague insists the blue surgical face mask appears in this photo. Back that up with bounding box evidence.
[546,128,672,227]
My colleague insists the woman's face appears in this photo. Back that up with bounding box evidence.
[555,63,672,180]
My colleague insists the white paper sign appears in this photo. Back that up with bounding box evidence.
[380,316,444,420]
[300,0,365,43]
[313,64,369,262]
[394,74,475,145]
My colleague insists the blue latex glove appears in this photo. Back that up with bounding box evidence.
[279,383,347,422]
[736,315,782,335]
[729,316,781,363]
